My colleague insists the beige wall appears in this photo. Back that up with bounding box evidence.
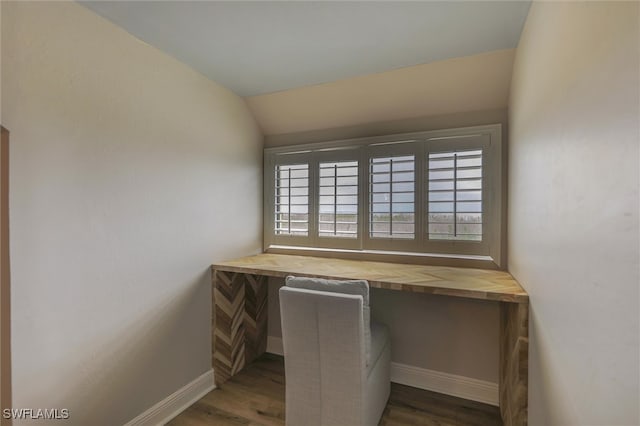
[1,2,262,425]
[509,2,639,425]
[248,49,514,135]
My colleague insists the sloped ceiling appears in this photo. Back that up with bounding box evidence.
[81,1,530,97]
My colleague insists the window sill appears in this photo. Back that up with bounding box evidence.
[265,245,500,270]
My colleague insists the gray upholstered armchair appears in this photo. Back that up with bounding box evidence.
[279,276,391,426]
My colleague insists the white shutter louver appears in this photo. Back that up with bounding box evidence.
[275,164,309,236]
[428,149,482,241]
[369,155,415,239]
[318,160,358,238]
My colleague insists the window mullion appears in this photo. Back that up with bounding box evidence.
[287,170,291,234]
[453,152,458,237]
[415,141,425,250]
[333,164,338,236]
[360,147,368,250]
[389,158,393,236]
[310,156,318,246]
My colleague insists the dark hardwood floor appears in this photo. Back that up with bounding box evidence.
[168,354,502,426]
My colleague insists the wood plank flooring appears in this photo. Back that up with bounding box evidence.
[169,354,502,426]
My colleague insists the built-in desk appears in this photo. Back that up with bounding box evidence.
[211,253,529,426]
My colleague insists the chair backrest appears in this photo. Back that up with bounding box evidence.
[279,286,366,426]
[285,276,372,364]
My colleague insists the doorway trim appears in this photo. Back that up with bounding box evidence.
[1,126,11,425]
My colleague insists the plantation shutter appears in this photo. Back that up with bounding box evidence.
[275,164,309,236]
[369,155,416,239]
[318,160,359,238]
[427,149,483,241]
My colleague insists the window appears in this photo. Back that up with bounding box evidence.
[264,125,503,266]
[275,164,309,236]
[427,150,483,241]
[319,160,358,239]
[369,155,415,240]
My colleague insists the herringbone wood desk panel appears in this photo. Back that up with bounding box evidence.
[212,253,528,303]
[212,272,267,385]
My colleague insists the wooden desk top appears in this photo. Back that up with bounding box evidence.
[212,253,528,304]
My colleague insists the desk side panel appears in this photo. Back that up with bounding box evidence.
[500,301,529,426]
[212,270,269,386]
[245,274,268,364]
[212,270,246,385]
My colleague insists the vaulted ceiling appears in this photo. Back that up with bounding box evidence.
[81,1,531,97]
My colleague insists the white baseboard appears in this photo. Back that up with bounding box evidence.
[124,369,215,426]
[265,336,498,406]
[390,362,498,406]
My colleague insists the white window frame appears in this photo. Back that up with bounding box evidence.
[263,124,503,267]
[265,152,313,247]
[424,134,493,256]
